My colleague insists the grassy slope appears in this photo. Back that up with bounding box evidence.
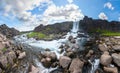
[27,32,48,39]
[96,29,120,36]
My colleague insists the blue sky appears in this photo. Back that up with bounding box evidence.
[0,0,120,31]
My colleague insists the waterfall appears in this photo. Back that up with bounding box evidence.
[71,21,79,33]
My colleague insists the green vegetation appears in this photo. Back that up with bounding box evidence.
[27,32,48,39]
[2,47,7,52]
[96,29,120,36]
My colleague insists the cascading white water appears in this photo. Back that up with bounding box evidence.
[14,21,88,73]
[88,59,100,73]
[71,21,79,33]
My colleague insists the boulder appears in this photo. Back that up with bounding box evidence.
[18,52,26,59]
[41,58,52,68]
[104,67,118,73]
[0,55,8,68]
[112,53,120,67]
[68,36,73,41]
[69,58,84,73]
[29,65,40,73]
[100,51,112,66]
[112,45,120,51]
[98,44,108,52]
[59,56,71,68]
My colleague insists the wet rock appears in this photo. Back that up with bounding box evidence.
[59,56,71,68]
[69,58,84,73]
[18,52,26,59]
[0,55,8,68]
[29,65,40,73]
[86,50,94,58]
[70,39,76,43]
[98,43,108,52]
[66,51,74,58]
[41,58,52,68]
[68,36,73,41]
[43,51,57,61]
[104,67,118,73]
[112,45,120,51]
[112,53,120,67]
[100,51,112,66]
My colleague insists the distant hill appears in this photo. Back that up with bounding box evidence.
[0,24,20,38]
[80,16,120,33]
[34,22,73,35]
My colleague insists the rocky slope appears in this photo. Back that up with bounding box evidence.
[0,33,26,73]
[34,22,73,35]
[0,24,20,38]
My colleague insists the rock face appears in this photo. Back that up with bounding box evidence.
[34,22,72,35]
[0,24,19,38]
[100,51,112,66]
[112,53,120,67]
[80,16,120,33]
[69,58,84,73]
[59,56,71,68]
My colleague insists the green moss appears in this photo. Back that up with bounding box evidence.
[2,47,7,52]
[27,32,47,39]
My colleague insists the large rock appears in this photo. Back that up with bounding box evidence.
[29,65,40,73]
[100,51,112,66]
[112,53,120,67]
[104,67,118,73]
[112,45,120,51]
[18,52,26,59]
[59,56,71,68]
[0,55,8,68]
[98,44,108,52]
[69,58,84,73]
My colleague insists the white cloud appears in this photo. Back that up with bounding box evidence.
[43,3,84,24]
[0,0,84,31]
[67,0,73,3]
[118,17,120,21]
[98,12,108,20]
[104,2,114,10]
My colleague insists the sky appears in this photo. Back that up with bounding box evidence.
[0,0,120,31]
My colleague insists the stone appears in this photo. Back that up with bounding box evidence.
[71,39,76,43]
[112,53,120,67]
[18,52,26,59]
[112,45,120,51]
[104,67,118,73]
[69,58,84,73]
[29,65,40,73]
[59,56,71,68]
[100,51,112,66]
[0,55,8,68]
[49,52,57,61]
[68,36,73,41]
[0,42,5,50]
[86,50,94,58]
[98,43,108,52]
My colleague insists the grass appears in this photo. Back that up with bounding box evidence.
[27,32,47,39]
[96,29,120,36]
